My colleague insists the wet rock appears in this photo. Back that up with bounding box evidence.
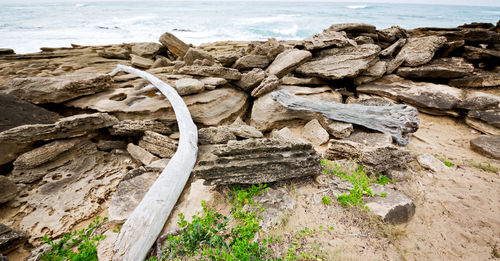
[319,117,353,139]
[251,75,280,97]
[5,72,111,104]
[97,46,130,59]
[250,85,342,131]
[130,54,154,69]
[299,30,355,50]
[266,49,312,78]
[138,131,178,158]
[296,44,380,80]
[470,135,500,159]
[365,185,415,224]
[178,65,241,80]
[110,120,172,136]
[131,42,163,59]
[159,32,190,58]
[417,153,445,172]
[328,23,377,34]
[127,143,159,165]
[194,138,321,185]
[108,172,158,221]
[235,68,265,91]
[67,87,249,126]
[246,38,285,60]
[449,73,500,88]
[198,126,237,145]
[301,119,330,145]
[233,55,269,70]
[397,57,474,79]
[0,93,60,132]
[462,46,500,63]
[324,131,413,173]
[13,138,84,170]
[0,113,118,165]
[391,36,447,68]
[15,142,134,243]
[0,224,27,253]
[280,75,327,86]
[174,78,205,95]
[183,48,215,66]
[357,75,463,114]
[0,176,17,204]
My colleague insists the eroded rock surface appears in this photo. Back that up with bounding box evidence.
[470,135,500,159]
[396,57,474,79]
[0,177,17,204]
[266,49,312,78]
[0,224,27,253]
[194,138,321,185]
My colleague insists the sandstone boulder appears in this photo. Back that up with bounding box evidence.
[127,143,159,165]
[97,46,130,60]
[365,185,415,224]
[235,68,265,91]
[110,120,172,136]
[159,32,190,58]
[138,131,178,158]
[0,224,26,253]
[301,119,330,145]
[266,49,312,78]
[233,55,269,70]
[470,135,500,159]
[5,73,112,104]
[296,44,380,80]
[327,23,377,34]
[130,54,154,69]
[194,138,320,185]
[459,91,500,110]
[246,38,285,60]
[449,73,500,88]
[417,153,446,172]
[198,126,236,145]
[389,36,447,71]
[462,46,500,62]
[131,42,163,59]
[324,131,413,173]
[251,75,280,97]
[280,75,327,86]
[299,30,355,50]
[466,109,500,135]
[319,117,353,139]
[0,176,17,204]
[226,117,263,139]
[183,48,215,66]
[397,57,474,79]
[174,78,205,95]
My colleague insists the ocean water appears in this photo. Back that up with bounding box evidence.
[0,1,499,54]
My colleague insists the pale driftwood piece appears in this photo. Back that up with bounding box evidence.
[270,90,419,145]
[109,65,198,261]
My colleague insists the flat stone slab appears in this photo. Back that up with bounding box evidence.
[0,224,27,253]
[397,57,474,79]
[449,73,500,88]
[365,185,416,224]
[470,135,500,159]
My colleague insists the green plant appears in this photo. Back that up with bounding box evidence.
[159,184,274,261]
[474,162,499,173]
[443,161,454,167]
[321,196,331,205]
[321,159,389,208]
[40,216,107,261]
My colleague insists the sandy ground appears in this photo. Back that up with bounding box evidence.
[5,113,500,260]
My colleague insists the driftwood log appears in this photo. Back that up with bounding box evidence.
[109,65,198,261]
[270,90,419,145]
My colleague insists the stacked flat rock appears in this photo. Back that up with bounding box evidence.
[193,138,321,185]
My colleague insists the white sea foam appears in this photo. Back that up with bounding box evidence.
[239,14,299,25]
[271,24,299,37]
[347,5,368,9]
[75,3,86,8]
[112,15,158,24]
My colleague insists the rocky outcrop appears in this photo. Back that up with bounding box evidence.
[130,54,154,69]
[301,119,329,145]
[250,85,342,131]
[13,138,84,170]
[251,75,279,97]
[0,94,60,132]
[131,42,163,59]
[327,23,377,34]
[0,113,118,165]
[396,57,474,79]
[183,48,215,66]
[198,126,236,145]
[235,68,265,91]
[233,55,269,70]
[299,30,355,50]
[4,73,112,104]
[470,135,500,159]
[324,132,414,173]
[67,87,249,126]
[194,138,320,185]
[296,44,380,80]
[265,49,312,78]
[246,38,285,60]
[159,32,189,58]
[392,36,447,67]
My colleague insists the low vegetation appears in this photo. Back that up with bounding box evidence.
[40,217,107,261]
[474,162,499,173]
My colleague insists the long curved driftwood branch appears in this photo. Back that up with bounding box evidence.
[109,65,198,261]
[270,90,419,145]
